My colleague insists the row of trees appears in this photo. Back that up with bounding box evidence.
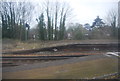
[29,14,119,40]
[0,1,71,41]
[1,1,119,41]
[35,1,119,40]
[36,1,71,40]
[0,2,33,40]
[66,14,119,40]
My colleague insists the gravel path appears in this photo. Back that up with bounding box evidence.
[2,54,114,73]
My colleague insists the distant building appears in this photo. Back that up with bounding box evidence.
[67,33,72,40]
[118,1,120,27]
[84,23,91,30]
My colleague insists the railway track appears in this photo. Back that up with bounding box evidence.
[2,43,119,59]
[2,43,119,67]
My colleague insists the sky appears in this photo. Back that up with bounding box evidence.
[68,0,118,25]
[30,0,119,27]
[4,0,119,27]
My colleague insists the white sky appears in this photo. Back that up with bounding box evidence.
[67,0,119,25]
[30,0,119,27]
[5,0,119,27]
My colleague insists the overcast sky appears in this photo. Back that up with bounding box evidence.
[7,0,119,27]
[68,0,118,25]
[30,0,119,27]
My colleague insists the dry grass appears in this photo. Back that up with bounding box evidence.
[3,58,118,79]
[2,39,118,52]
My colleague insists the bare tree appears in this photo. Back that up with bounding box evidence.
[0,1,34,40]
[104,8,118,39]
[105,8,118,27]
[42,0,72,40]
[54,1,59,40]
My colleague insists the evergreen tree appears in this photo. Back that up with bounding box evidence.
[1,2,34,40]
[91,16,105,28]
[38,13,46,40]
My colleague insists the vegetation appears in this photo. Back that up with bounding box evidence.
[3,58,118,79]
[37,13,46,40]
[0,1,119,41]
[0,2,33,41]
[2,39,118,52]
[36,1,71,40]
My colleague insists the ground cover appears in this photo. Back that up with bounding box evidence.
[2,39,118,52]
[3,58,118,79]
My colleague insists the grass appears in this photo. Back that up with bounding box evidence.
[2,39,118,52]
[3,58,118,79]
